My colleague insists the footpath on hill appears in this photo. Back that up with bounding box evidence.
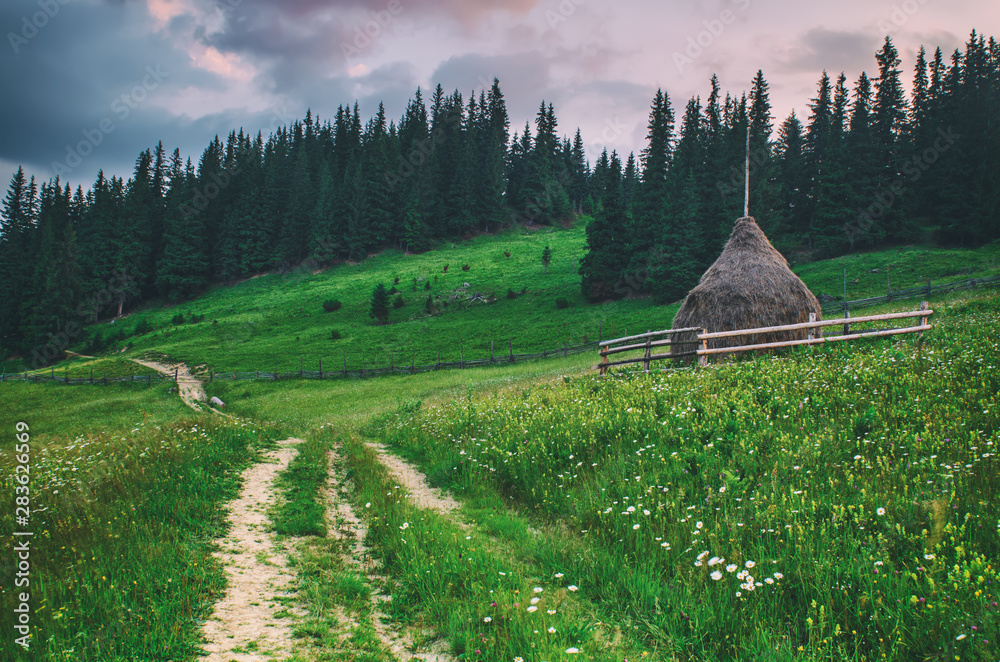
[131,358,208,410]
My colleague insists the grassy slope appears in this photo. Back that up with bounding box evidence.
[366,292,1000,661]
[34,223,994,377]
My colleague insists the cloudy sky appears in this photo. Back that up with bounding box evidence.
[1,0,996,189]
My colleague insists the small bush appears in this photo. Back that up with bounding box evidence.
[322,299,342,313]
[462,264,471,271]
[329,329,343,340]
[171,313,186,325]
[393,295,405,309]
[506,289,518,300]
[133,318,153,336]
[555,297,570,309]
[424,281,431,290]
[190,313,205,323]
[425,295,434,314]
[393,276,400,285]
[388,286,399,295]
[443,265,449,273]
[504,251,511,258]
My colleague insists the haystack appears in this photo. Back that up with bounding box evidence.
[671,216,821,354]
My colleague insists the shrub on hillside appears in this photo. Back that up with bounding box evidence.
[322,299,342,313]
[393,295,405,309]
[462,264,471,271]
[506,289,518,300]
[329,329,343,340]
[171,313,185,325]
[555,297,570,309]
[133,318,153,336]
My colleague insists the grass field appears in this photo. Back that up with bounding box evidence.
[0,383,281,660]
[10,223,994,377]
[362,293,1000,661]
[3,222,1000,661]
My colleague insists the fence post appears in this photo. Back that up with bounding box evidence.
[843,311,851,337]
[210,369,213,383]
[490,341,494,362]
[564,342,568,358]
[437,350,441,369]
[300,358,303,378]
[90,367,94,384]
[807,313,817,341]
[175,367,178,383]
[51,367,54,381]
[643,336,651,373]
[599,321,602,342]
[926,279,932,297]
[919,301,929,338]
[274,367,278,381]
[343,352,348,377]
[509,341,514,363]
[460,342,465,369]
[410,357,415,374]
[362,360,365,378]
[599,346,608,376]
[319,359,322,380]
[698,330,708,368]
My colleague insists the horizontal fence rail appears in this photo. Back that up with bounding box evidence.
[820,274,1000,314]
[1,339,604,386]
[597,304,933,373]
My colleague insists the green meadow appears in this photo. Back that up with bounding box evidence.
[3,223,1000,660]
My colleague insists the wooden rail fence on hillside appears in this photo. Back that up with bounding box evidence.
[598,303,933,374]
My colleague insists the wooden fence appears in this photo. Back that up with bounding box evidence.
[1,339,602,386]
[598,303,933,374]
[821,274,1000,314]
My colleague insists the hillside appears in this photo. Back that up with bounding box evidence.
[9,222,1000,377]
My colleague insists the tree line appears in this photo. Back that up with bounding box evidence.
[581,31,1000,302]
[0,79,595,359]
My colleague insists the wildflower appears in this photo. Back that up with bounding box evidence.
[533,587,543,593]
[711,571,723,581]
[633,524,641,530]
[877,507,886,516]
[696,521,704,529]
[530,597,540,605]
[643,509,651,516]
[566,648,580,654]
[547,609,556,615]
[526,606,538,612]
[773,572,783,580]
[548,627,557,633]
[735,591,742,597]
[515,658,524,662]
[554,573,564,578]
[745,560,756,569]
[726,564,737,572]
[956,634,966,641]
[765,578,774,585]
[484,616,492,623]
[708,557,723,566]
[365,502,371,508]
[719,486,726,493]
[568,585,578,592]
[924,554,935,560]
[660,542,670,548]
[400,522,409,530]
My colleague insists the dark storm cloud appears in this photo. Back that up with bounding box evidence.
[770,27,880,75]
[0,0,251,184]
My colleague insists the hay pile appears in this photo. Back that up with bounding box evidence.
[671,216,821,352]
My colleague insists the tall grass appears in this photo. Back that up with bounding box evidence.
[0,410,279,660]
[367,296,1000,660]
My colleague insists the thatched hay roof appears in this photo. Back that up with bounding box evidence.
[671,216,821,352]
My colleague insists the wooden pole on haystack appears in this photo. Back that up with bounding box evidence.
[744,125,750,217]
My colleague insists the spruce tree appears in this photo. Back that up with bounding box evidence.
[369,283,390,324]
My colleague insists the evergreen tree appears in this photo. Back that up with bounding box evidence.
[369,282,390,324]
[580,153,629,301]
